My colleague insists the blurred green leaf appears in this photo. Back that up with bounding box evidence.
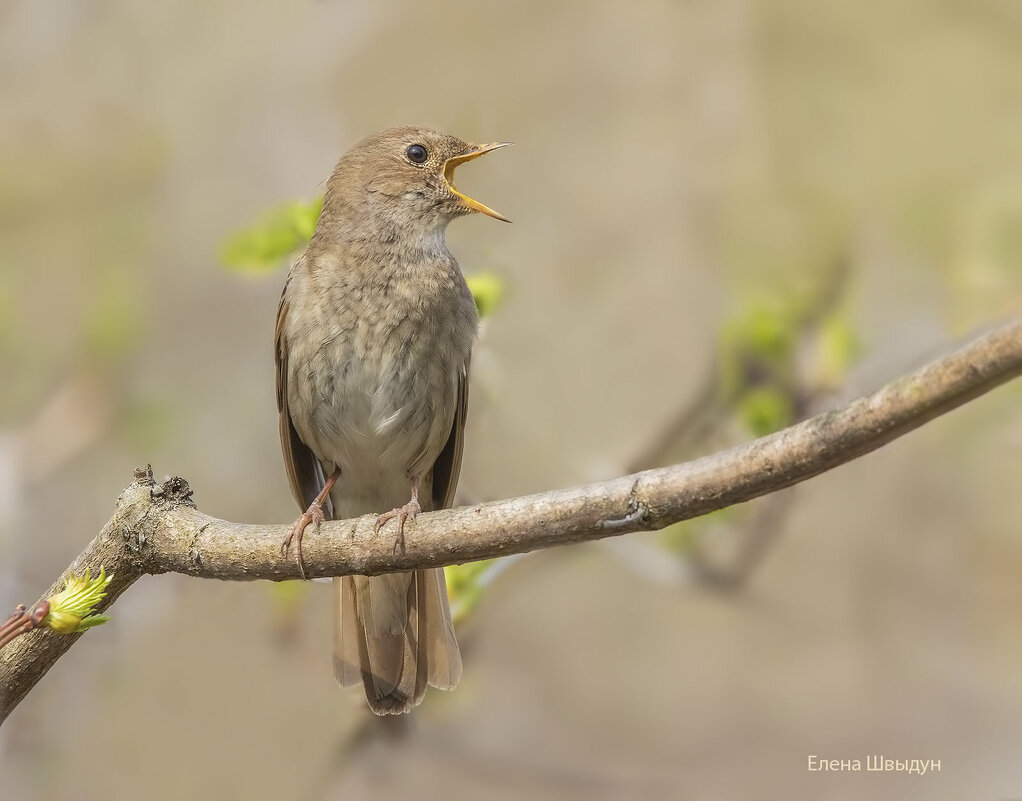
[445,560,495,623]
[719,304,797,399]
[660,521,698,554]
[660,506,742,553]
[465,272,505,319]
[222,199,506,321]
[815,313,860,388]
[738,386,794,436]
[221,197,323,274]
[268,579,308,615]
[742,306,796,360]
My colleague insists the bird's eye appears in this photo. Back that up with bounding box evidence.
[405,144,428,164]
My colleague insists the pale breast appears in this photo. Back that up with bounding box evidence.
[283,249,476,510]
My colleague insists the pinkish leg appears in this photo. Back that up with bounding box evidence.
[374,478,422,554]
[281,467,341,578]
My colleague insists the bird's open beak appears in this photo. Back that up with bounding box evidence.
[443,142,512,222]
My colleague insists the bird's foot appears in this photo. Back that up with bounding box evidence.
[281,501,325,579]
[374,497,421,554]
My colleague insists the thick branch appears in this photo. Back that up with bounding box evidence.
[2,317,1020,721]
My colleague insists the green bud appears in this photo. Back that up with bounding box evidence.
[42,567,113,634]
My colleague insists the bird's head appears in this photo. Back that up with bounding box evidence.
[319,126,511,245]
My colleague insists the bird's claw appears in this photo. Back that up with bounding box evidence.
[374,498,421,555]
[281,502,325,579]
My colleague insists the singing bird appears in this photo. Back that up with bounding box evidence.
[274,126,509,714]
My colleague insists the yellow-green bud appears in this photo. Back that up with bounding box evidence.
[42,567,113,634]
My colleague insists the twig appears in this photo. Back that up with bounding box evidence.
[1,317,1020,722]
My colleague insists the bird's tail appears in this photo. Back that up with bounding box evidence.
[333,568,462,715]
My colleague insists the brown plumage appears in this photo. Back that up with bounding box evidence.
[274,126,508,714]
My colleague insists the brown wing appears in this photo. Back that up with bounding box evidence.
[428,356,470,512]
[416,358,469,693]
[275,267,331,515]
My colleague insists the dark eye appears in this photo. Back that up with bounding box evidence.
[406,144,428,164]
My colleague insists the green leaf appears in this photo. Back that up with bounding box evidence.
[740,306,797,362]
[738,386,794,436]
[815,313,860,387]
[268,579,308,614]
[221,200,506,325]
[465,272,506,319]
[74,614,111,630]
[719,304,798,398]
[445,560,496,623]
[221,197,323,274]
[659,521,698,553]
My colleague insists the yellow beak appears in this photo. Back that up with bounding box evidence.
[443,142,512,222]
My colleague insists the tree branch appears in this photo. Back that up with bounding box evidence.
[2,317,1020,722]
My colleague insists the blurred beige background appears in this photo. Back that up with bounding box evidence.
[2,1,1021,799]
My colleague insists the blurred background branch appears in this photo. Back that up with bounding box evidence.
[622,255,856,588]
[3,316,1019,723]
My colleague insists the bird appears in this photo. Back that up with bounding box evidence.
[274,126,509,715]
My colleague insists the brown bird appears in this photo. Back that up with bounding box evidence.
[274,126,509,714]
